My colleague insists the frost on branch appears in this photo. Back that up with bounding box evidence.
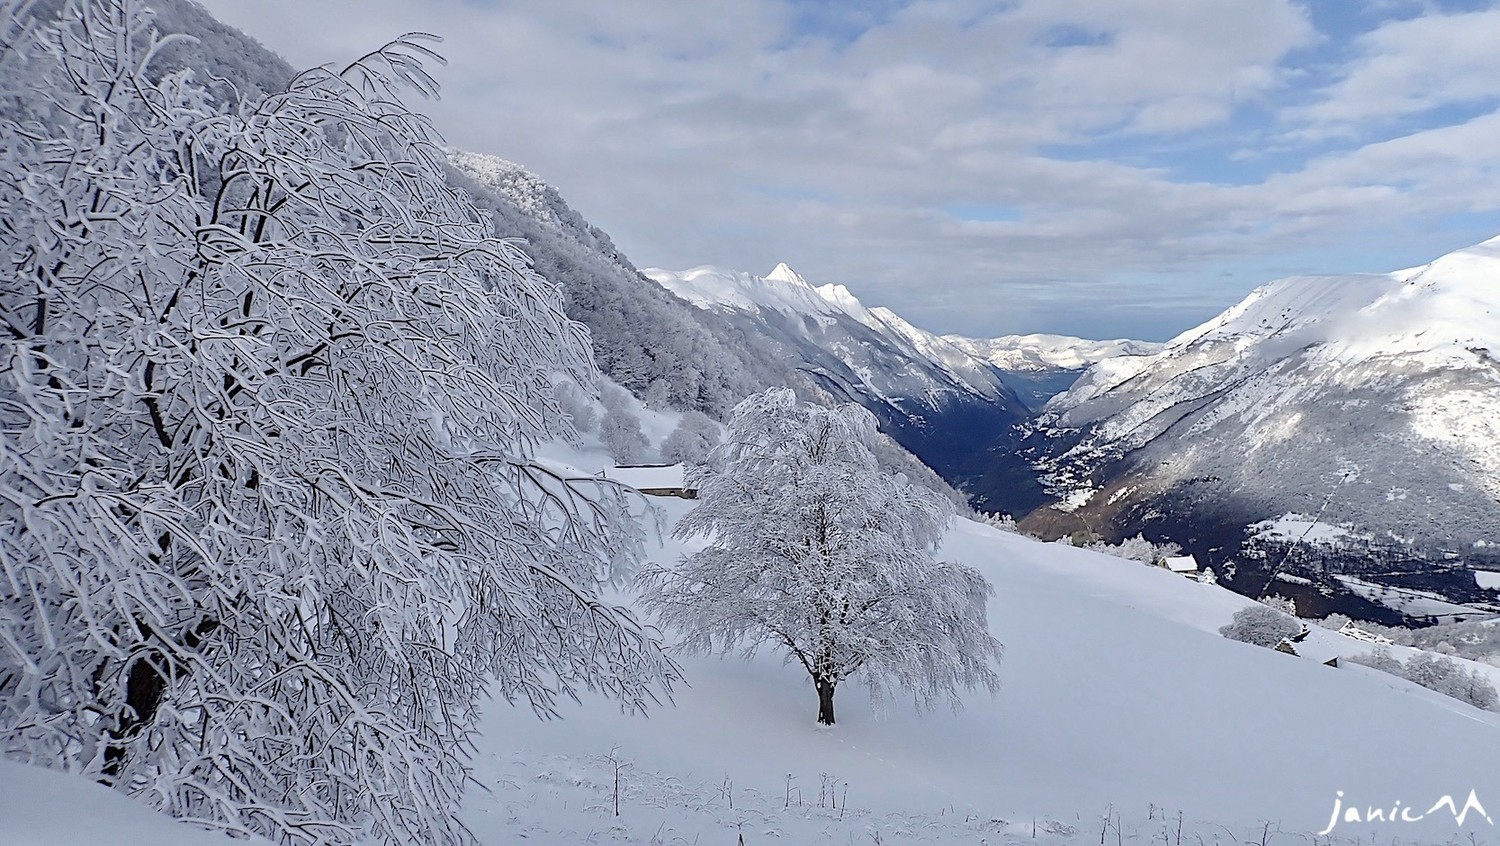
[638,388,1002,725]
[0,2,673,844]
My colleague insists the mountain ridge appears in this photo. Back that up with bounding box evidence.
[644,262,1157,512]
[1026,235,1500,621]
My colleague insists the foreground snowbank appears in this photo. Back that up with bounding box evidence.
[0,758,269,846]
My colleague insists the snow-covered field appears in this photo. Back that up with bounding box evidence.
[453,462,1500,845]
[8,442,1500,845]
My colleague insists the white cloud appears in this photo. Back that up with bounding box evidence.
[192,0,1500,341]
[1288,7,1500,134]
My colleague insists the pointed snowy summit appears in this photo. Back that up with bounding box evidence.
[765,262,811,288]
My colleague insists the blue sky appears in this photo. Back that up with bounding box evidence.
[200,0,1500,341]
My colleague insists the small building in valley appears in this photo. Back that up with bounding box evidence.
[1161,554,1200,577]
[602,464,698,499]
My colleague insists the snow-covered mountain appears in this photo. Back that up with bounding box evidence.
[945,333,1164,409]
[648,263,1018,406]
[1027,236,1500,620]
[947,333,1163,373]
[645,264,1043,507]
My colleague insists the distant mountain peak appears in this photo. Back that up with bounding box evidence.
[765,262,810,288]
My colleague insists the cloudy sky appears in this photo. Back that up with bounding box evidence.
[197,0,1500,341]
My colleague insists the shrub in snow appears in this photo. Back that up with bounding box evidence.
[1317,613,1353,631]
[1197,567,1218,585]
[660,410,721,465]
[1403,653,1499,710]
[1347,646,1404,674]
[0,4,673,843]
[601,405,651,464]
[638,388,1002,725]
[1219,605,1303,648]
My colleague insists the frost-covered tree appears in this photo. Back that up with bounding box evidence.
[643,378,672,411]
[600,405,650,464]
[659,410,720,465]
[1261,594,1298,617]
[1085,534,1182,565]
[1316,613,1352,631]
[1219,605,1303,648]
[555,377,598,433]
[0,3,672,843]
[1348,649,1499,710]
[638,388,1002,725]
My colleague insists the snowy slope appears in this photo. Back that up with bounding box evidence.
[1028,236,1500,616]
[12,441,1500,845]
[457,466,1500,845]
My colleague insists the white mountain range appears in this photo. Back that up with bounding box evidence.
[1029,235,1500,618]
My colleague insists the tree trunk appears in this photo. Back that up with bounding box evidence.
[815,676,837,725]
[101,617,218,783]
[102,651,167,781]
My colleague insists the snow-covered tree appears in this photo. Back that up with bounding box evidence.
[600,405,650,464]
[1085,534,1182,565]
[1348,649,1499,710]
[1197,567,1218,585]
[659,410,720,465]
[1261,594,1298,617]
[1219,605,1303,648]
[0,3,672,843]
[642,378,672,411]
[555,377,598,433]
[978,512,1020,533]
[638,388,1002,725]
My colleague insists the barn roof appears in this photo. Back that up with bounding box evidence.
[1163,555,1199,573]
[602,463,688,491]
